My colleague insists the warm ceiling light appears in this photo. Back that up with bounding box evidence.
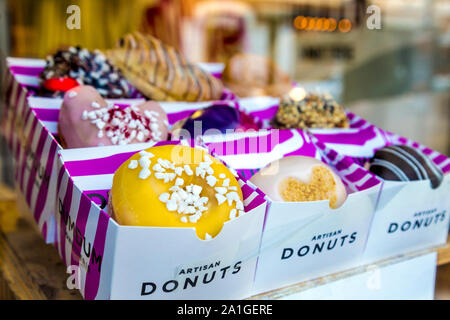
[315,18,324,31]
[300,16,308,29]
[289,87,307,102]
[293,16,305,30]
[328,18,337,32]
[338,19,352,32]
[293,15,350,33]
[306,17,316,31]
[323,18,330,31]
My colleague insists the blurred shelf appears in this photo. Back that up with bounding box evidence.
[250,237,450,300]
[431,74,450,92]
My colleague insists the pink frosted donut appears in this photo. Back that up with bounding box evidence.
[58,85,169,148]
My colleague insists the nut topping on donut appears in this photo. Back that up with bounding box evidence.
[81,102,163,145]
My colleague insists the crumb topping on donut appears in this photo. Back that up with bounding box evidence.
[128,151,245,224]
[81,102,163,145]
[279,166,338,208]
[41,46,133,98]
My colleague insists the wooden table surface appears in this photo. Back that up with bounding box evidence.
[0,184,82,300]
[0,183,449,300]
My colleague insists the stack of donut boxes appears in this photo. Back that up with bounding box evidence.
[2,57,449,299]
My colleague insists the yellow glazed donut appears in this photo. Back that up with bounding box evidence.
[110,145,244,240]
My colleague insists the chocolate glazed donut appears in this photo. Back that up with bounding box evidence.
[368,145,444,189]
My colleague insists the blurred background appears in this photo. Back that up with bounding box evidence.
[0,0,449,185]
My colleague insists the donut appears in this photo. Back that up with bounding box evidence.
[38,46,134,98]
[249,156,347,209]
[368,145,444,189]
[109,145,245,240]
[58,85,169,148]
[271,90,349,129]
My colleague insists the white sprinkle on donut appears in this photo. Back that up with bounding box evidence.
[229,209,237,220]
[166,199,178,211]
[91,101,100,108]
[215,194,226,205]
[139,167,151,180]
[184,165,193,176]
[159,193,170,203]
[128,160,138,169]
[139,157,151,168]
[153,163,165,172]
[175,178,184,186]
[215,187,227,195]
[206,175,218,187]
[139,151,154,158]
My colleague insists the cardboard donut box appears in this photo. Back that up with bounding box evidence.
[1,58,449,299]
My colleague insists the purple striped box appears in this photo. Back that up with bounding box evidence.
[310,126,450,264]
[306,117,450,263]
[2,58,58,243]
[238,95,450,265]
[56,140,267,299]
[200,128,320,179]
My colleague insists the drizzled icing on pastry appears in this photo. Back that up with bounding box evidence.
[369,145,444,189]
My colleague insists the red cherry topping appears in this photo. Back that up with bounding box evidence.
[43,77,79,92]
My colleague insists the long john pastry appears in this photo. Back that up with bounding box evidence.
[107,32,224,102]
